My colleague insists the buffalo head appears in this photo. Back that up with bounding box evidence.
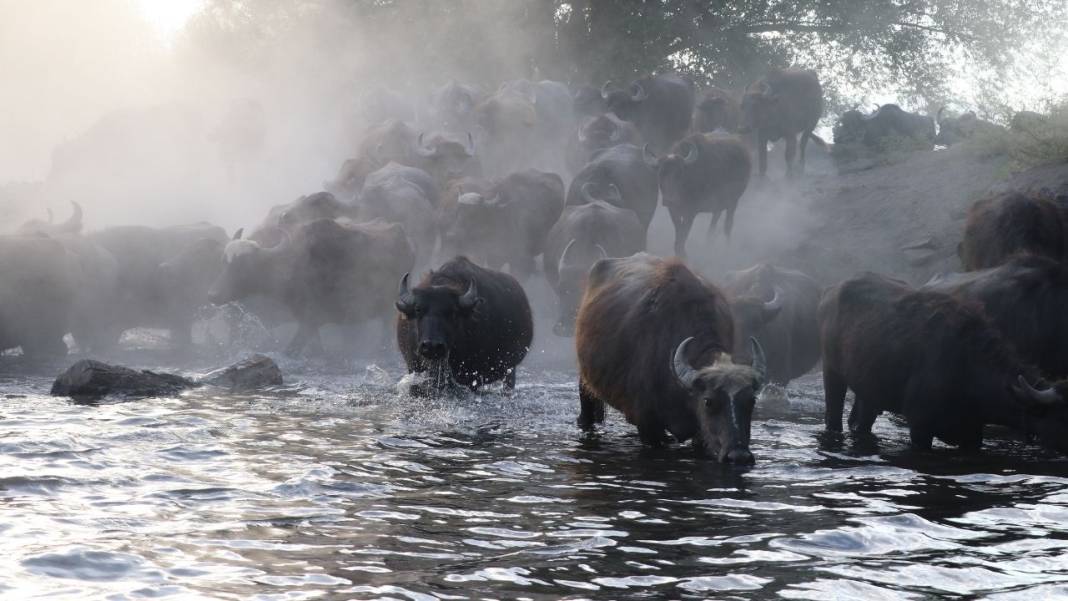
[643,142,698,207]
[671,336,766,463]
[602,80,648,122]
[552,238,607,337]
[207,228,290,305]
[729,287,783,365]
[396,273,482,361]
[738,83,779,134]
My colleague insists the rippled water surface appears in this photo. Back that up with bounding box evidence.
[3,345,1068,600]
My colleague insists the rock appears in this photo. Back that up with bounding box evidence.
[51,355,283,401]
[51,359,195,400]
[197,354,282,391]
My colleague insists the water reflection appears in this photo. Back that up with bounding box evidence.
[0,361,1066,599]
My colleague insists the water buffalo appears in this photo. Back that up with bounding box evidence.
[693,86,742,134]
[959,191,1068,270]
[543,198,644,336]
[602,73,695,154]
[739,68,825,177]
[476,79,574,175]
[88,223,229,349]
[440,169,564,280]
[935,108,1002,146]
[820,272,1068,453]
[17,201,83,237]
[572,84,608,120]
[566,144,659,235]
[575,253,767,462]
[429,81,484,133]
[565,113,643,176]
[209,219,414,356]
[832,104,935,150]
[724,264,821,384]
[324,119,419,199]
[357,162,440,267]
[0,234,75,358]
[396,256,533,391]
[644,133,751,257]
[249,192,357,247]
[926,254,1068,379]
[407,131,481,190]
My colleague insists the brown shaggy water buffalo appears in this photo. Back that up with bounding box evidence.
[566,144,659,235]
[644,133,751,257]
[820,272,1068,453]
[396,256,533,391]
[575,253,768,463]
[440,169,564,280]
[739,68,825,177]
[693,86,742,134]
[543,199,644,336]
[725,264,821,385]
[926,254,1068,379]
[959,191,1068,270]
[602,73,695,154]
[209,219,414,356]
[0,234,76,358]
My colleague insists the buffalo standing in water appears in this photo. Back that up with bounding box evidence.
[575,253,767,463]
[644,133,751,257]
[739,68,825,177]
[396,257,533,391]
[819,272,1068,452]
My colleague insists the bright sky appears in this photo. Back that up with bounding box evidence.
[135,0,203,44]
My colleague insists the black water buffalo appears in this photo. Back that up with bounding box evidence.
[357,162,440,265]
[1010,110,1050,134]
[724,264,821,385]
[476,79,574,175]
[396,256,533,391]
[644,133,751,257]
[602,73,695,154]
[566,144,659,235]
[959,191,1068,270]
[324,119,419,199]
[209,219,414,356]
[429,81,484,133]
[88,223,229,349]
[440,169,564,280]
[820,272,1068,453]
[0,234,75,358]
[565,113,642,176]
[693,86,742,134]
[407,131,481,190]
[17,201,83,237]
[575,253,768,462]
[572,85,608,120]
[926,254,1068,379]
[249,192,357,247]
[935,108,1002,146]
[739,68,825,177]
[832,104,935,150]
[543,199,644,336]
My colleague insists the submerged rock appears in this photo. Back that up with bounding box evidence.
[51,354,282,401]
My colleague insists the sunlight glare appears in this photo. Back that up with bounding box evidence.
[136,0,203,43]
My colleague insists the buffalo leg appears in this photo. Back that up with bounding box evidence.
[799,130,812,174]
[504,369,517,390]
[670,209,695,258]
[723,206,736,240]
[756,133,768,176]
[637,418,668,447]
[706,211,722,239]
[848,399,879,435]
[823,367,847,432]
[577,383,605,430]
[784,134,798,177]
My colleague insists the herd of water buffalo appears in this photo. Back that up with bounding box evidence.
[4,68,1067,463]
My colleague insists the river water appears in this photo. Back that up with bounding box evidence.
[2,337,1068,600]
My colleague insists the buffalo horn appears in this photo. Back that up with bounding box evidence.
[396,273,415,313]
[232,228,244,241]
[595,244,609,260]
[606,182,622,202]
[630,82,648,101]
[1014,375,1062,406]
[682,141,699,165]
[415,132,436,158]
[642,144,659,167]
[749,337,768,388]
[60,201,83,233]
[465,131,475,156]
[671,337,700,388]
[600,81,613,100]
[458,280,479,310]
[765,286,784,312]
[558,238,577,274]
[580,181,599,203]
[267,228,292,255]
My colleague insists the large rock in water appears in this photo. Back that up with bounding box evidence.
[50,354,282,401]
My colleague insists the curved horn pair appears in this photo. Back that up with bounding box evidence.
[557,239,608,274]
[672,337,768,389]
[1014,376,1063,406]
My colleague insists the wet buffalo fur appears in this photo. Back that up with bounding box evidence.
[396,256,533,390]
[819,272,1068,452]
[575,254,757,459]
[653,133,751,257]
[726,263,821,384]
[959,191,1068,270]
[927,254,1068,379]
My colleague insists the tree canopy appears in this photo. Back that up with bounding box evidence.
[183,0,1067,116]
